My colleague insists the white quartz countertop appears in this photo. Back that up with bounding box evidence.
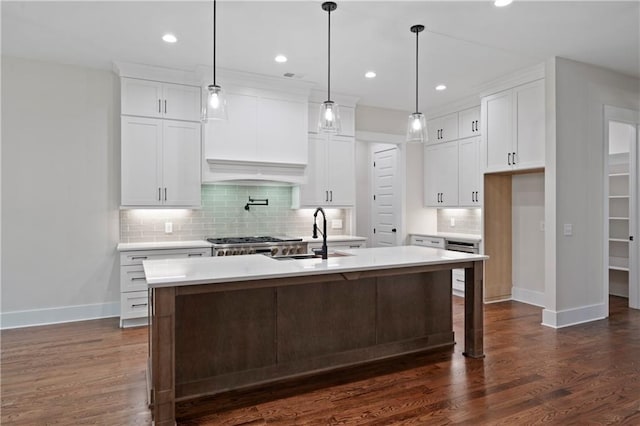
[117,240,213,251]
[299,235,367,243]
[410,232,482,243]
[143,245,488,288]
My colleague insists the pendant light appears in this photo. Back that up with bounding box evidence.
[205,0,227,121]
[318,2,341,134]
[406,24,427,143]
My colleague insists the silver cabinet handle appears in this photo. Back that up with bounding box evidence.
[188,253,203,257]
[131,256,148,260]
[415,239,424,243]
[131,277,146,281]
[430,240,440,244]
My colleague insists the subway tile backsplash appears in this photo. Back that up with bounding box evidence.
[120,185,349,243]
[437,208,482,234]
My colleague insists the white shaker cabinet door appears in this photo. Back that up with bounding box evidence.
[483,89,513,173]
[424,142,459,207]
[298,135,328,206]
[162,83,201,122]
[514,79,545,170]
[458,106,481,139]
[258,97,308,165]
[121,116,162,206]
[162,120,201,207]
[121,78,163,118]
[458,137,482,206]
[204,92,258,161]
[326,136,355,206]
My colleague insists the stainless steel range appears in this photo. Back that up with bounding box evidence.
[206,236,307,257]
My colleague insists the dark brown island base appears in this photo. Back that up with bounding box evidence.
[143,246,487,425]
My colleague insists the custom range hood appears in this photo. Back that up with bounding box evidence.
[200,68,314,185]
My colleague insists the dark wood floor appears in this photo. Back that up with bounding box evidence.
[2,296,638,425]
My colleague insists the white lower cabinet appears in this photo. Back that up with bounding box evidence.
[119,247,211,327]
[452,268,465,297]
[296,135,355,207]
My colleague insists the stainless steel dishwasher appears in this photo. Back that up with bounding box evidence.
[444,238,480,297]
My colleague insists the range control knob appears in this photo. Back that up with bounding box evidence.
[271,248,279,256]
[281,248,289,255]
[297,246,305,254]
[217,251,224,256]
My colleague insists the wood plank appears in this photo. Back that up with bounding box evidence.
[484,173,513,301]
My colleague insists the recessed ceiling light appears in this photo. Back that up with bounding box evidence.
[275,55,288,63]
[436,84,447,91]
[365,71,376,79]
[162,33,177,43]
[494,0,513,7]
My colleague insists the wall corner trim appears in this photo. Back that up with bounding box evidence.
[1,302,119,330]
[541,303,607,329]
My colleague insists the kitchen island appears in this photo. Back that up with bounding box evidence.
[144,246,487,426]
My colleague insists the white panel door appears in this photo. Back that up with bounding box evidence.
[327,137,355,206]
[121,116,162,206]
[258,97,308,164]
[162,83,201,122]
[162,120,201,207]
[514,79,545,170]
[121,78,162,118]
[459,137,481,206]
[458,106,481,139]
[372,148,399,247]
[484,89,513,173]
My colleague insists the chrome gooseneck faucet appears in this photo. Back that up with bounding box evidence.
[312,207,328,260]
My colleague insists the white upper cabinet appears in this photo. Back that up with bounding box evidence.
[458,137,482,206]
[482,79,545,173]
[296,135,355,207]
[427,112,458,144]
[307,103,355,137]
[424,141,459,207]
[458,106,481,139]
[121,78,201,122]
[121,117,200,207]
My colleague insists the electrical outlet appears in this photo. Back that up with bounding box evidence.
[165,222,173,234]
[563,223,572,236]
[331,219,343,230]
[450,218,455,227]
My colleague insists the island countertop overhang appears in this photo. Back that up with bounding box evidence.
[143,245,488,288]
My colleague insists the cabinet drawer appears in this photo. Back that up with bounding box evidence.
[410,235,445,248]
[120,265,148,292]
[120,291,149,320]
[120,247,210,266]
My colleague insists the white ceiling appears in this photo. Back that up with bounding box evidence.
[3,1,639,113]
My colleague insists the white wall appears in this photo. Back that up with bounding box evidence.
[543,57,640,327]
[1,56,120,328]
[512,173,545,306]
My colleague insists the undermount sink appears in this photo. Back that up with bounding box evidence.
[270,252,353,260]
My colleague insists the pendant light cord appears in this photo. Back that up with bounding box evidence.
[415,29,419,113]
[213,0,217,86]
[327,7,331,102]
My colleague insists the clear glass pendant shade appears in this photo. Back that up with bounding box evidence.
[406,112,427,143]
[318,100,341,134]
[205,84,228,121]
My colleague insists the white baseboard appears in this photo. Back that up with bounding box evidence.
[1,302,119,330]
[511,286,545,307]
[541,302,607,329]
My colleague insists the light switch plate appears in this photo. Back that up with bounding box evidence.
[331,219,343,230]
[165,222,173,234]
[563,223,572,236]
[450,218,456,227]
